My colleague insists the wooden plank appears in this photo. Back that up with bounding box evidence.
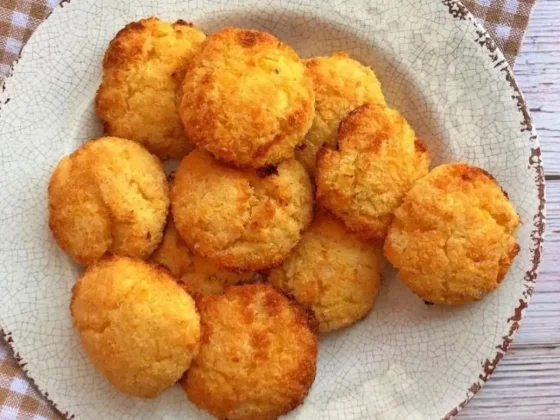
[515,0,560,177]
[513,179,560,347]
[460,346,560,419]
[458,180,560,418]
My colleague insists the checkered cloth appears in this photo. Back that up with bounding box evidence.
[0,345,56,420]
[463,0,536,61]
[0,0,537,419]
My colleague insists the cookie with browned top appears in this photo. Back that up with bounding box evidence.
[71,256,200,398]
[179,27,315,168]
[316,103,430,240]
[383,163,520,305]
[182,284,318,420]
[269,212,382,333]
[96,17,205,159]
[48,137,168,265]
[170,149,313,271]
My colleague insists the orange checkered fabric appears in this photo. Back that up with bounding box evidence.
[462,0,536,61]
[0,343,60,419]
[0,0,56,78]
[0,0,537,419]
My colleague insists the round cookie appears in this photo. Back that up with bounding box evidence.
[383,163,520,305]
[296,52,386,176]
[71,256,200,398]
[170,149,313,271]
[182,284,318,420]
[179,27,315,168]
[269,212,381,333]
[48,136,169,265]
[150,220,256,296]
[316,103,430,240]
[96,17,205,159]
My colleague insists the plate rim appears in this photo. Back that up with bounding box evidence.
[439,1,546,418]
[0,1,546,419]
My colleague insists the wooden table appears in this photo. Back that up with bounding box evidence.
[459,0,560,418]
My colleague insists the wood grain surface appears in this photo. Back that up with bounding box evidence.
[515,0,560,176]
[459,0,560,418]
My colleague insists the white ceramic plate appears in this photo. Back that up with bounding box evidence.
[0,0,545,419]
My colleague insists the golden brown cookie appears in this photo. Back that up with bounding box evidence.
[71,256,200,398]
[182,284,318,420]
[170,149,313,271]
[179,27,315,168]
[48,137,169,265]
[296,52,386,176]
[383,163,520,305]
[316,103,430,240]
[269,212,381,333]
[96,17,205,159]
[150,219,256,296]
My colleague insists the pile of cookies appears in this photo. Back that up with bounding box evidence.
[48,17,521,419]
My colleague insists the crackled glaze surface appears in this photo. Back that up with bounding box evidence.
[0,1,544,419]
